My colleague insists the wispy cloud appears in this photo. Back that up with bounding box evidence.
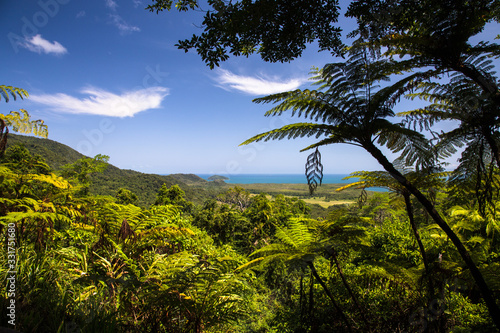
[76,10,86,18]
[109,14,141,34]
[104,0,140,34]
[105,0,118,10]
[214,69,307,95]
[21,34,67,55]
[30,86,169,117]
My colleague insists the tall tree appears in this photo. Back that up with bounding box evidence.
[60,154,109,196]
[403,73,500,216]
[240,219,354,331]
[337,169,447,298]
[240,48,500,328]
[115,188,139,205]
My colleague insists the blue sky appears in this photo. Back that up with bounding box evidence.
[1,1,497,176]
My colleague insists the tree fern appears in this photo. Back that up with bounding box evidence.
[238,218,356,329]
[0,109,48,138]
[142,251,250,332]
[1,109,48,157]
[242,46,434,173]
[0,85,28,103]
[450,204,500,240]
[241,43,500,324]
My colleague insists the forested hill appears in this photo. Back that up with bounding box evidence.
[6,134,217,206]
[7,132,86,170]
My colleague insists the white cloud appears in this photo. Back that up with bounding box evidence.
[21,34,67,55]
[214,69,307,95]
[30,86,169,118]
[76,10,86,18]
[105,0,118,10]
[109,14,141,34]
[104,0,140,34]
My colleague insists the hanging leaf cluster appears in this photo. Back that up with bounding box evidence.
[305,148,323,195]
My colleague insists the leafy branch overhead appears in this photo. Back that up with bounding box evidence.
[147,0,344,68]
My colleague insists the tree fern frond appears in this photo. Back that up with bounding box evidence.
[0,85,29,103]
[276,219,314,249]
[377,122,433,169]
[27,173,71,189]
[299,135,362,153]
[373,69,442,110]
[256,88,351,125]
[0,109,48,138]
[248,243,290,258]
[335,181,367,192]
[467,41,500,58]
[240,123,333,145]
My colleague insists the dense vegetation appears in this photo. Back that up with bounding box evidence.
[6,133,363,214]
[2,0,500,332]
[0,141,497,332]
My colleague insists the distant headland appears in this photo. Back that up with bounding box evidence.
[207,175,230,181]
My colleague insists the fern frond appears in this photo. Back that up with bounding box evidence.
[27,173,71,189]
[255,89,345,124]
[0,109,48,138]
[376,121,433,169]
[335,181,366,192]
[240,123,333,145]
[236,257,265,271]
[275,220,313,249]
[0,85,28,103]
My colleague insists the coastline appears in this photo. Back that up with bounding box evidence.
[196,173,354,185]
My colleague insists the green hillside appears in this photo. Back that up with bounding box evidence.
[7,133,86,170]
[4,134,362,210]
[5,134,220,206]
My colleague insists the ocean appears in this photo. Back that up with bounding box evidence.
[197,174,355,184]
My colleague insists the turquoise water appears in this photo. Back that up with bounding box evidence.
[197,174,387,192]
[197,174,354,184]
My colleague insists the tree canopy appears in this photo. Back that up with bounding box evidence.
[147,0,343,68]
[1,1,500,331]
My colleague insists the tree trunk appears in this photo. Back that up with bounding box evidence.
[331,248,370,330]
[307,261,353,332]
[308,271,314,327]
[482,127,500,169]
[0,118,8,158]
[450,60,500,109]
[364,141,500,330]
[299,273,304,323]
[402,191,435,298]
